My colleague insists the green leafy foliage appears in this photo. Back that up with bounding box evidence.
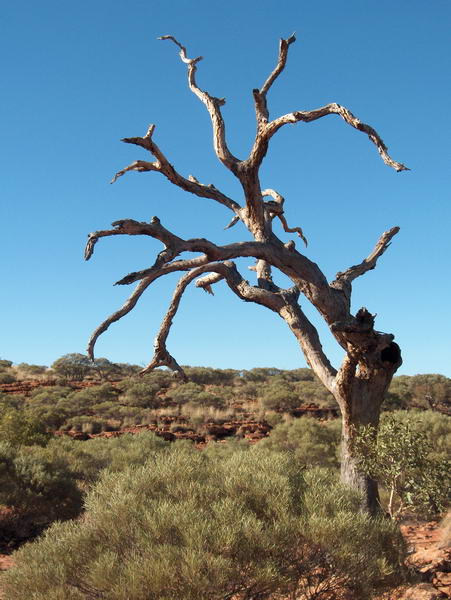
[353,413,451,518]
[183,366,237,386]
[2,444,405,600]
[15,363,48,378]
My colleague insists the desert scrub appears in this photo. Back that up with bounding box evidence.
[45,431,171,485]
[0,442,83,525]
[259,416,341,468]
[3,445,405,600]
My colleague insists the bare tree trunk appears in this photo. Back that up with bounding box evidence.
[340,401,382,514]
[335,352,402,513]
[85,35,407,512]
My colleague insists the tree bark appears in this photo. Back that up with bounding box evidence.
[334,351,402,513]
[85,35,407,512]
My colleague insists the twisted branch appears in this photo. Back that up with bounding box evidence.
[141,260,284,376]
[159,35,240,173]
[253,33,296,123]
[261,189,308,247]
[111,124,240,213]
[279,300,337,392]
[262,103,409,172]
[87,277,153,360]
[85,217,324,294]
[87,254,216,360]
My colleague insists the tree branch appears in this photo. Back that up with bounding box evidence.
[247,101,408,175]
[111,124,241,213]
[278,300,337,392]
[264,103,409,172]
[84,217,326,300]
[87,277,153,360]
[253,33,296,123]
[333,226,400,285]
[141,260,285,376]
[86,255,215,360]
[261,189,308,247]
[159,35,241,174]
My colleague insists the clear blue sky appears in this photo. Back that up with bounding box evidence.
[2,0,450,376]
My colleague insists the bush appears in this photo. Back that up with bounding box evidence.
[183,366,237,386]
[0,372,16,384]
[0,443,83,525]
[259,416,341,468]
[353,414,451,518]
[3,445,405,600]
[45,431,171,486]
[261,378,300,412]
[386,410,451,463]
[121,381,160,408]
[0,407,50,447]
[169,381,204,405]
[15,363,48,378]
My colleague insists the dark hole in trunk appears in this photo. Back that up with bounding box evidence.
[380,342,401,364]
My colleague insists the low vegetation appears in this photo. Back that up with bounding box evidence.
[0,355,449,597]
[2,442,406,600]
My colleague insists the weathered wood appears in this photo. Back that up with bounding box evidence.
[86,35,407,511]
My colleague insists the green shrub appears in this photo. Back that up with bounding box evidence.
[183,366,237,386]
[3,446,405,600]
[353,414,451,518]
[121,381,160,408]
[0,442,83,524]
[260,416,341,468]
[45,431,171,485]
[51,353,94,381]
[261,378,300,412]
[0,407,50,447]
[169,381,204,405]
[385,410,451,463]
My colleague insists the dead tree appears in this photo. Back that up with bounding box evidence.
[85,35,407,513]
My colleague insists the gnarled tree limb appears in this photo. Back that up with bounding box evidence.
[261,103,409,172]
[333,226,400,286]
[253,33,296,123]
[111,124,241,213]
[141,260,285,376]
[159,35,240,174]
[279,300,337,392]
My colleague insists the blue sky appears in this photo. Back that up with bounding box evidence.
[2,0,450,375]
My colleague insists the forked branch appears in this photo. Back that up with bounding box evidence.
[141,260,285,376]
[111,124,240,213]
[253,33,296,123]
